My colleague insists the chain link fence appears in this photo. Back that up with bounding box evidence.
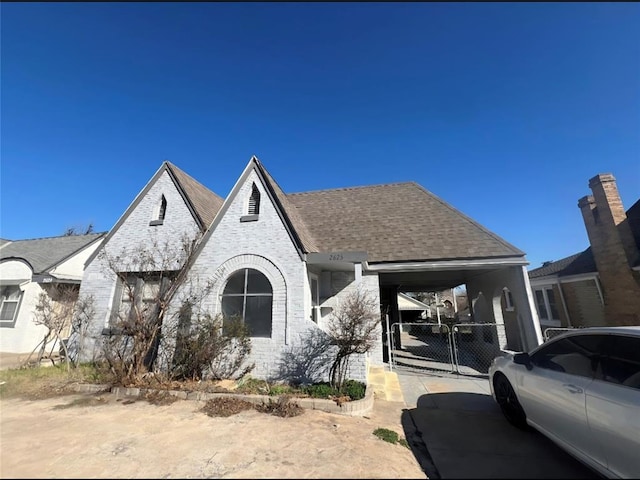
[542,326,586,342]
[390,321,506,377]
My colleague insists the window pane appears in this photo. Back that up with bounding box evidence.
[221,296,244,321]
[246,269,271,294]
[547,289,560,320]
[601,336,640,389]
[245,296,272,337]
[0,301,18,321]
[142,280,160,302]
[532,335,604,378]
[535,290,548,320]
[224,270,246,295]
[2,286,21,301]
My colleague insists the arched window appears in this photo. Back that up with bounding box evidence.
[248,183,260,215]
[221,268,272,337]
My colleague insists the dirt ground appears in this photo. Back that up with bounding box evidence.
[0,391,426,479]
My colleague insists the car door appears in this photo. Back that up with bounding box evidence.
[586,334,640,479]
[517,334,607,469]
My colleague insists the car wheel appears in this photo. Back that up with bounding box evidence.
[494,373,528,430]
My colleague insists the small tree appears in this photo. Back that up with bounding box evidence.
[30,284,79,369]
[326,287,381,391]
[97,232,223,384]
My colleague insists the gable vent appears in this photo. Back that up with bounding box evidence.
[248,183,260,215]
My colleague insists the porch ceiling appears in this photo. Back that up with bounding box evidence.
[378,268,503,291]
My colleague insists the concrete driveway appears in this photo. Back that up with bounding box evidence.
[397,369,602,479]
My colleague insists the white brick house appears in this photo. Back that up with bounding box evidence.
[76,156,542,383]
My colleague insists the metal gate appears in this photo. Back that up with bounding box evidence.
[390,322,506,377]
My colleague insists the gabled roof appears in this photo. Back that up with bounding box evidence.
[0,233,105,273]
[398,292,430,311]
[166,162,224,229]
[528,248,597,279]
[85,162,224,267]
[288,182,525,263]
[256,161,319,253]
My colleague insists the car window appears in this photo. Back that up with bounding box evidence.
[531,334,605,378]
[599,335,640,390]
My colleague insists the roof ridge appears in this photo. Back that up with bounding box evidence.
[5,232,106,242]
[288,181,417,196]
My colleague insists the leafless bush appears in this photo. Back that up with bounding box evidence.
[326,287,380,391]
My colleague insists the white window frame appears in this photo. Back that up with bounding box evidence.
[0,285,23,328]
[112,274,162,325]
[220,268,273,338]
[533,286,561,327]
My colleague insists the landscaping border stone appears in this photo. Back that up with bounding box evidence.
[73,383,374,416]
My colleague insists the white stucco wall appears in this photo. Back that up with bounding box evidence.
[0,259,50,353]
[49,239,104,281]
[76,170,201,360]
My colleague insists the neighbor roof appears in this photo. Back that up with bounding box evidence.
[288,182,525,263]
[528,248,597,279]
[529,195,640,278]
[0,233,105,273]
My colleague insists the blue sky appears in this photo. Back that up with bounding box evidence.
[2,2,639,271]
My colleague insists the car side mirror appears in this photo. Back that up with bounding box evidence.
[513,352,533,370]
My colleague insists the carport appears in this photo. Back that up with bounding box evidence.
[366,257,544,373]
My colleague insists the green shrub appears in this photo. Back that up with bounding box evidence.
[303,382,337,398]
[341,379,366,400]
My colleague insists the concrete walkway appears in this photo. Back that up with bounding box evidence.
[395,369,601,479]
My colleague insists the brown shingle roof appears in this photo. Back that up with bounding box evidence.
[256,162,319,253]
[167,162,224,229]
[288,182,524,262]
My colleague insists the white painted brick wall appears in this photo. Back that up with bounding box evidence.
[76,170,201,360]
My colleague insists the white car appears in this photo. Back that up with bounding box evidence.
[489,326,640,479]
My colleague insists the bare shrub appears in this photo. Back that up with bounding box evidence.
[171,313,254,381]
[30,284,79,368]
[326,288,380,391]
[255,396,303,418]
[200,397,255,417]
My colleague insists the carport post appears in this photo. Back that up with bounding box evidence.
[385,313,393,372]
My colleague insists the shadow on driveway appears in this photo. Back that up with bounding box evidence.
[400,391,602,479]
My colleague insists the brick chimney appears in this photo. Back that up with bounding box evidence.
[578,173,640,326]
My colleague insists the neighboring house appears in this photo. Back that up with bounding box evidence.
[397,292,431,322]
[0,233,106,354]
[529,173,640,332]
[77,156,543,382]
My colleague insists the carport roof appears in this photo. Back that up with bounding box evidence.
[287,182,525,263]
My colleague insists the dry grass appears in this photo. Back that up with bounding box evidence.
[0,363,112,400]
